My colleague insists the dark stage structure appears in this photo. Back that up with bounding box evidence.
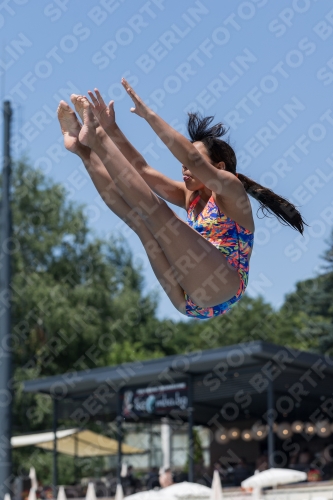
[23,341,333,488]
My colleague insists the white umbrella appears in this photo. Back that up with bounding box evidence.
[160,481,211,500]
[28,488,37,500]
[29,467,38,490]
[241,468,307,489]
[57,486,67,500]
[85,482,97,500]
[251,486,261,500]
[161,419,171,469]
[28,467,38,500]
[125,491,157,500]
[115,483,124,500]
[121,463,128,478]
[159,482,211,499]
[210,471,223,500]
[126,482,211,500]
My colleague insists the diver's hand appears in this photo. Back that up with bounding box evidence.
[88,88,116,131]
[121,78,151,119]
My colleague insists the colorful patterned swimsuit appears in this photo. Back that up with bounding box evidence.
[185,193,254,319]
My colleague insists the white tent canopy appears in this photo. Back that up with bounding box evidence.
[11,429,145,457]
[12,429,77,448]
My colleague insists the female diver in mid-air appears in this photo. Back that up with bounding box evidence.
[57,79,306,319]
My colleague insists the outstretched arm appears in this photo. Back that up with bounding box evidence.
[121,79,256,229]
[87,89,186,209]
[121,78,243,200]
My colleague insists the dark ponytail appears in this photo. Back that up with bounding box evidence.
[236,173,306,234]
[187,113,307,235]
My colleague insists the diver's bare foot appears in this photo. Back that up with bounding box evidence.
[57,100,88,155]
[70,94,86,122]
[71,93,98,124]
[78,97,98,147]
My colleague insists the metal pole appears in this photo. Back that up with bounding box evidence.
[74,434,78,484]
[53,398,58,498]
[267,380,275,468]
[117,390,122,484]
[148,422,153,468]
[187,375,194,482]
[0,100,13,500]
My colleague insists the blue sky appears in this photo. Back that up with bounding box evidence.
[3,0,333,321]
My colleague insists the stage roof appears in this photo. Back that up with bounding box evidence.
[23,341,333,425]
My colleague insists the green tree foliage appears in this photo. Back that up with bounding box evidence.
[10,160,162,482]
[184,428,204,474]
[174,294,312,353]
[279,232,333,354]
[192,429,204,465]
[12,160,160,383]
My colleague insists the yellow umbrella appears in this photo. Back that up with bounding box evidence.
[36,430,144,457]
[12,429,145,457]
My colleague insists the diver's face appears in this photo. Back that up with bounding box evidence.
[182,142,217,191]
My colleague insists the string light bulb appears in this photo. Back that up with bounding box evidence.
[252,424,268,441]
[215,429,230,444]
[228,428,240,440]
[277,423,292,439]
[316,421,331,438]
[291,421,304,433]
[241,430,253,442]
[304,423,316,435]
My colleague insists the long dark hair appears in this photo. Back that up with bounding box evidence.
[187,113,307,235]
